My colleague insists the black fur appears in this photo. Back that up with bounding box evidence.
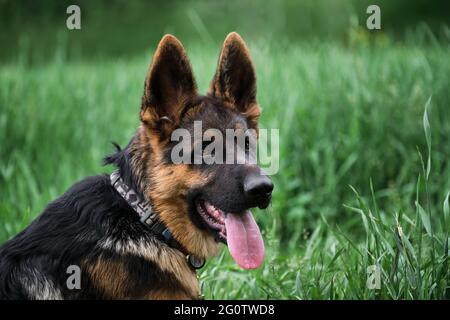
[0,161,186,299]
[103,140,144,199]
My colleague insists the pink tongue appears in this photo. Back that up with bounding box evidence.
[224,210,265,269]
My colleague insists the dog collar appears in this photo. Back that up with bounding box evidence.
[110,170,205,270]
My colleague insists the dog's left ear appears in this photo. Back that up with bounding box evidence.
[209,32,258,114]
[141,35,197,132]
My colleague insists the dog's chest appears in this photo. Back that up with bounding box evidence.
[84,238,200,299]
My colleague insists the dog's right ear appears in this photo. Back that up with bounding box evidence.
[140,35,197,133]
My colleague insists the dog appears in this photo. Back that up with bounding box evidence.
[0,32,273,300]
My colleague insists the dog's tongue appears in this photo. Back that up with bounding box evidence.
[224,210,264,269]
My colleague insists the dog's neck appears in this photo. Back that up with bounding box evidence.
[104,126,220,259]
[104,128,151,196]
[105,131,206,269]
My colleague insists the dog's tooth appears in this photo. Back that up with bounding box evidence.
[206,202,214,213]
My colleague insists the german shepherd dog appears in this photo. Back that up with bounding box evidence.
[0,32,273,299]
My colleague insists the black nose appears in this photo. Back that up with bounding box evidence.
[243,174,274,209]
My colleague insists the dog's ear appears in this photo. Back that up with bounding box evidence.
[209,32,257,113]
[141,35,197,132]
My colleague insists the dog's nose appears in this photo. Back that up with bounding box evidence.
[243,174,274,209]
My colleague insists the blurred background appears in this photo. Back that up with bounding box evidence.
[0,0,450,62]
[0,0,449,63]
[0,0,450,299]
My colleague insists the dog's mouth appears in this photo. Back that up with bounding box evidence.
[196,199,227,241]
[195,199,264,269]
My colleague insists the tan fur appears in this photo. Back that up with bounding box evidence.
[112,122,220,259]
[242,102,261,132]
[145,290,195,300]
[99,238,200,297]
[144,127,220,258]
[87,238,200,299]
[84,257,131,299]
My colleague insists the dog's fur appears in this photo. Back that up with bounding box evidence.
[0,33,269,300]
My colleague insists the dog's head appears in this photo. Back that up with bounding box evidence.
[137,33,273,269]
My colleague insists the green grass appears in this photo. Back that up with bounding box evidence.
[1,29,450,298]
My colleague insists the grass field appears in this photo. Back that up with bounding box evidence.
[1,1,450,299]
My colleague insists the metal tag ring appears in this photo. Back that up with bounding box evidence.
[187,255,205,269]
